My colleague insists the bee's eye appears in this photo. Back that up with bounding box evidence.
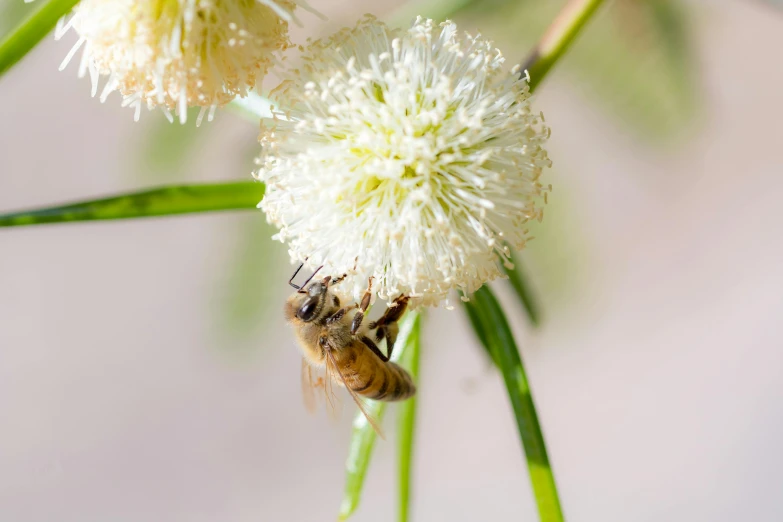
[297,296,320,321]
[307,281,324,297]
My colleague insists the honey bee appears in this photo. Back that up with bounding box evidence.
[284,263,416,433]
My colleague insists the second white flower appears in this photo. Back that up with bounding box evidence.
[58,0,297,123]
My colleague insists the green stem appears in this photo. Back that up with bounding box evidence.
[522,0,606,91]
[397,314,422,522]
[464,287,563,521]
[0,0,80,78]
[338,312,421,521]
[338,399,386,522]
[477,3,609,513]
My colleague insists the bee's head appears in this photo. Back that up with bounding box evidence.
[284,263,332,324]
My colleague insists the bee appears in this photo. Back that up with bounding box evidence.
[284,263,416,433]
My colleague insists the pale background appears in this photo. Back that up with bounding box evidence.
[1,1,782,521]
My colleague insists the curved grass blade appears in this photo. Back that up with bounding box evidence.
[504,252,542,327]
[338,311,421,521]
[0,0,79,78]
[396,313,421,522]
[0,181,263,227]
[463,287,563,521]
[338,389,385,522]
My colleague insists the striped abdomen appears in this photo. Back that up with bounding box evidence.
[338,342,416,401]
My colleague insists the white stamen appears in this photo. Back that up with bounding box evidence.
[256,16,552,306]
[54,0,300,123]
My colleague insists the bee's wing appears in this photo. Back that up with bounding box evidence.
[301,358,317,414]
[301,357,342,420]
[324,345,385,439]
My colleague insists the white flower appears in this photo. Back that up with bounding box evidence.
[257,16,552,307]
[56,0,300,124]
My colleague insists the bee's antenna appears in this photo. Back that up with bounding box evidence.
[288,262,305,290]
[289,259,324,293]
[299,265,324,292]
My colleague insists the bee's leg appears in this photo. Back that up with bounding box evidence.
[384,324,401,359]
[359,335,390,363]
[329,273,347,286]
[372,324,395,360]
[368,295,409,331]
[326,303,358,325]
[371,324,399,360]
[368,295,409,359]
[329,257,359,287]
[350,277,374,335]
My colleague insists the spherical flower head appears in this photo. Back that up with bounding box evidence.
[57,0,298,124]
[257,16,552,307]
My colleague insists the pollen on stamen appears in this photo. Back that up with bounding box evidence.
[55,0,302,124]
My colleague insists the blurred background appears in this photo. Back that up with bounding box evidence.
[1,0,782,520]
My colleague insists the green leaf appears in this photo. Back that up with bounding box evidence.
[504,252,542,327]
[338,311,421,521]
[0,0,79,78]
[570,0,697,141]
[463,287,563,521]
[0,181,263,227]
[396,313,421,522]
[462,0,697,142]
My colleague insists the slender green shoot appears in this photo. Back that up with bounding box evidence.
[338,311,421,521]
[476,3,610,513]
[397,313,422,522]
[0,0,79,78]
[0,181,263,227]
[522,0,606,91]
[463,287,563,521]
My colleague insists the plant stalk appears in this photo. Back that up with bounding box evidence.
[0,0,79,78]
[522,0,607,92]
